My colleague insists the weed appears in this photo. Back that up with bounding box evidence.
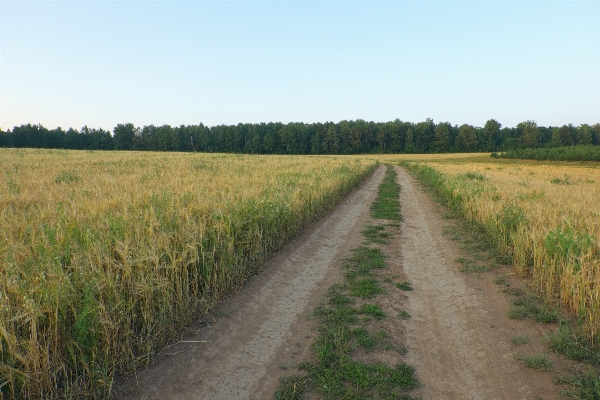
[562,373,600,399]
[363,225,392,244]
[550,175,574,185]
[274,375,307,400]
[343,246,386,278]
[494,276,510,287]
[534,306,559,324]
[455,257,490,273]
[55,171,80,184]
[459,171,487,181]
[546,324,600,366]
[350,278,385,299]
[359,304,387,320]
[398,311,411,320]
[516,354,553,371]
[511,336,530,345]
[506,295,558,323]
[396,281,413,291]
[545,226,594,268]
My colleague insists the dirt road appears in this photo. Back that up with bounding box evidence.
[116,165,560,399]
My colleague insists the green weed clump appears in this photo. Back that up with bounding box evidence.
[288,244,419,399]
[516,354,553,371]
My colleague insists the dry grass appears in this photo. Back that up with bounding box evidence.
[403,157,600,342]
[0,149,377,399]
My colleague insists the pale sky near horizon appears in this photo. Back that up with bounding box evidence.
[1,1,599,132]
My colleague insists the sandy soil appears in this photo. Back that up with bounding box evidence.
[114,164,563,399]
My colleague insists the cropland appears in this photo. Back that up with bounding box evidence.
[0,149,376,398]
[2,150,600,399]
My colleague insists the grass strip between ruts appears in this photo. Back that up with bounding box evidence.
[275,165,419,399]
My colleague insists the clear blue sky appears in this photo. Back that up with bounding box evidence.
[2,1,599,131]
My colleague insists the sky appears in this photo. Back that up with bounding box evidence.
[1,1,599,131]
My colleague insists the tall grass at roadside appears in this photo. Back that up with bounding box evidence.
[402,161,600,343]
[0,149,377,399]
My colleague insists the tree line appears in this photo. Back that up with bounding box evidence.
[1,119,599,154]
[492,145,600,162]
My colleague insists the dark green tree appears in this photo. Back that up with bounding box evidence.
[433,122,452,153]
[482,119,501,151]
[113,123,137,150]
[455,124,478,152]
[518,120,541,148]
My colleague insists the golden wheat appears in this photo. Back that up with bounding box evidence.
[0,149,377,399]
[404,157,600,341]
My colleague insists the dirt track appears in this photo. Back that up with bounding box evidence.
[116,165,560,399]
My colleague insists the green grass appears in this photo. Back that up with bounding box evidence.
[397,311,411,320]
[371,165,402,220]
[396,282,413,291]
[292,249,418,399]
[363,225,392,244]
[562,374,600,399]
[494,276,510,287]
[360,304,387,320]
[454,256,490,273]
[508,297,558,323]
[516,354,554,372]
[343,246,387,299]
[274,375,307,400]
[350,278,385,299]
[511,335,530,345]
[546,324,600,366]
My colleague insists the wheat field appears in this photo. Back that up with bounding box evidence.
[400,156,600,342]
[0,149,377,399]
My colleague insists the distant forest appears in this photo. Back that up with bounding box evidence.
[2,119,599,154]
[492,145,600,162]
